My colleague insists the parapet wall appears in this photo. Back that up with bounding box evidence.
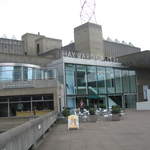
[0,111,57,150]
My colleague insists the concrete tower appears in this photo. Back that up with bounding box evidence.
[74,22,104,57]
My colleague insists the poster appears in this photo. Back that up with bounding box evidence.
[68,115,79,129]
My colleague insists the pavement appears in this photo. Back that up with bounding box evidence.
[0,117,32,133]
[37,110,150,150]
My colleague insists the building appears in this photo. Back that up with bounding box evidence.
[118,51,150,110]
[0,22,141,117]
[49,57,137,110]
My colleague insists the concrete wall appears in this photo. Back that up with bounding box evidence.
[0,53,50,67]
[22,33,62,56]
[36,37,62,54]
[137,101,150,110]
[0,112,57,150]
[0,79,60,112]
[0,38,24,55]
[22,33,43,56]
[74,22,104,57]
[104,40,141,58]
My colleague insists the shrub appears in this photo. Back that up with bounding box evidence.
[62,107,70,117]
[111,105,121,114]
[89,108,95,115]
[99,104,106,109]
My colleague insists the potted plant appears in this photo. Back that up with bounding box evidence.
[111,105,121,121]
[62,107,70,117]
[88,107,97,122]
[99,104,106,109]
[57,107,70,124]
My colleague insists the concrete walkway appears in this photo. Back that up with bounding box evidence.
[37,111,150,150]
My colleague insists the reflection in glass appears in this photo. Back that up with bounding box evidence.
[76,65,87,95]
[125,95,136,108]
[67,96,76,108]
[28,68,32,80]
[87,66,97,95]
[36,69,41,80]
[23,67,28,80]
[0,66,13,81]
[65,64,76,95]
[106,68,115,93]
[13,66,22,81]
[129,71,136,93]
[122,70,130,93]
[0,65,56,82]
[114,69,122,93]
[97,67,106,94]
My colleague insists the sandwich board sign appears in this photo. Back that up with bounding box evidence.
[68,115,79,129]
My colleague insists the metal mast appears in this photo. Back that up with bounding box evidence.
[80,0,97,24]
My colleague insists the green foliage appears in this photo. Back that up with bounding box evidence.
[89,107,95,115]
[62,107,70,117]
[111,105,121,114]
[98,103,106,109]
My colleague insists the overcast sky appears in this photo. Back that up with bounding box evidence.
[0,0,149,50]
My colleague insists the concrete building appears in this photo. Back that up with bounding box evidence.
[118,51,150,110]
[22,33,62,56]
[74,23,104,57]
[0,22,144,116]
[0,38,24,55]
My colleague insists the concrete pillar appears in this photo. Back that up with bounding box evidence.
[31,96,33,112]
[8,98,10,117]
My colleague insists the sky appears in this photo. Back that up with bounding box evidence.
[0,0,150,50]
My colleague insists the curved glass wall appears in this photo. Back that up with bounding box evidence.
[0,64,55,82]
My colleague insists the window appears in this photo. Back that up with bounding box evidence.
[97,67,106,94]
[106,67,115,93]
[122,70,130,93]
[114,69,122,93]
[76,65,87,95]
[87,66,97,95]
[129,71,136,93]
[65,64,76,95]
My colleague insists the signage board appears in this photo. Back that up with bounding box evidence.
[68,115,79,129]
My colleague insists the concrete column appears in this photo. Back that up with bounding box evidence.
[8,98,10,117]
[31,96,33,112]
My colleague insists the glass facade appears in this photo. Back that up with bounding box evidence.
[65,64,76,95]
[0,65,56,82]
[87,66,97,95]
[76,65,87,95]
[106,68,115,94]
[97,67,106,94]
[65,63,137,109]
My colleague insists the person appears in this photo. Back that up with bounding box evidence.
[80,100,84,113]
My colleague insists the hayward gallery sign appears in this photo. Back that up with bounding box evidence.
[62,51,119,62]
